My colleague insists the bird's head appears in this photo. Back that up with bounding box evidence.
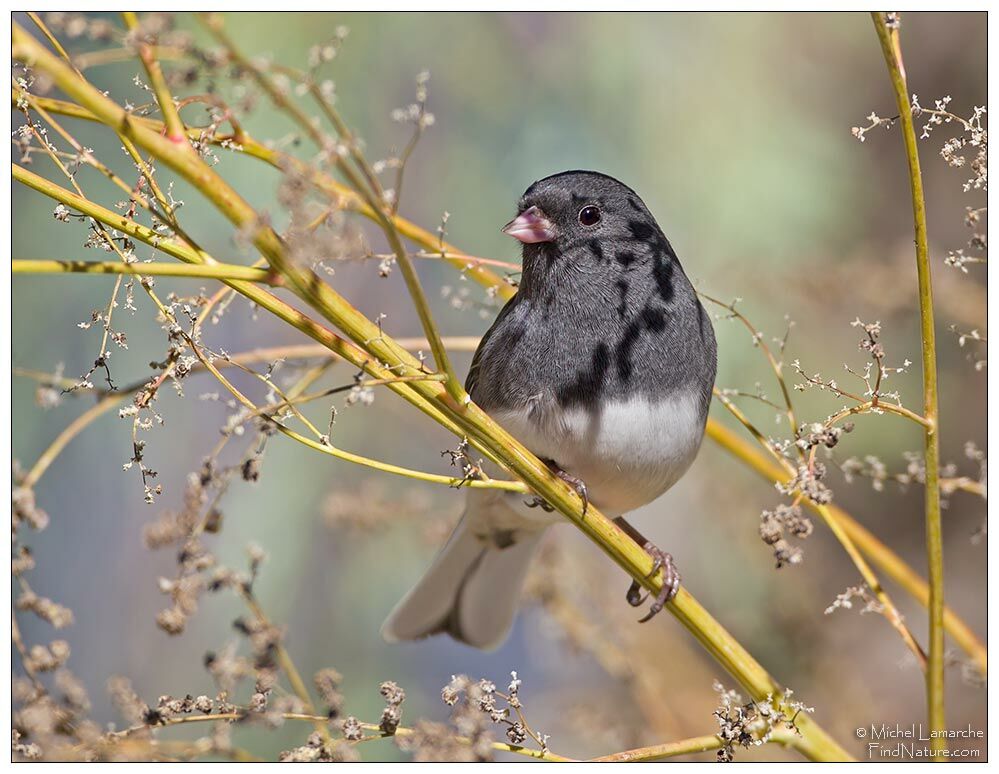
[503,171,672,295]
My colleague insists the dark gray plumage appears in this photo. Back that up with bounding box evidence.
[383,171,717,649]
[468,170,716,419]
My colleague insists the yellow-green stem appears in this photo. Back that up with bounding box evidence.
[13,259,280,283]
[9,91,516,297]
[199,13,465,404]
[872,12,945,754]
[188,341,524,493]
[13,339,482,498]
[12,164,478,460]
[121,11,188,144]
[706,420,984,675]
[591,735,725,762]
[715,390,928,669]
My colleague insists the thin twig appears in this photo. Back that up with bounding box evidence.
[590,734,725,762]
[715,389,928,670]
[706,419,985,674]
[13,259,280,283]
[198,14,465,404]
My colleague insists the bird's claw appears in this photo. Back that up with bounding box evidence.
[624,542,680,622]
[626,581,645,607]
[524,496,555,512]
[554,468,589,515]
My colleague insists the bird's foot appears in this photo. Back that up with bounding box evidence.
[625,542,681,623]
[525,496,555,512]
[548,463,589,515]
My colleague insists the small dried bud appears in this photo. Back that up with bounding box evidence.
[241,456,261,482]
[506,722,527,745]
[155,605,187,635]
[379,680,406,706]
[380,704,402,735]
[442,674,468,706]
[341,715,363,741]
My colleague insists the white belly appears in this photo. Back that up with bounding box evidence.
[490,390,706,517]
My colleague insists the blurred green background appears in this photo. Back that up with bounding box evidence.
[13,12,986,761]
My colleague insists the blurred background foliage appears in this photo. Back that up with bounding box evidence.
[12,12,986,761]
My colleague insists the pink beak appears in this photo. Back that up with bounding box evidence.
[502,206,555,244]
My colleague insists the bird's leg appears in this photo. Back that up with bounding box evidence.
[524,460,589,515]
[546,459,589,515]
[614,516,681,622]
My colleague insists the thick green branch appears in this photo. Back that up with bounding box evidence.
[872,11,946,754]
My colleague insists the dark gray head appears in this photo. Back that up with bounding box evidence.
[502,170,678,300]
[482,170,715,415]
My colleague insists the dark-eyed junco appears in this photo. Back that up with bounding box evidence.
[383,171,717,649]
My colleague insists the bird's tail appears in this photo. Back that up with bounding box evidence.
[381,514,545,651]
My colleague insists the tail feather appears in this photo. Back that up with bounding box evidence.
[381,517,544,651]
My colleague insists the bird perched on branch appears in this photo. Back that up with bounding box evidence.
[383,171,717,649]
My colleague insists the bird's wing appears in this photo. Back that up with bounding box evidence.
[464,292,521,397]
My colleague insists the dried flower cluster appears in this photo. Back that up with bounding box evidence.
[407,672,551,761]
[759,503,814,568]
[712,681,813,762]
[912,95,988,192]
[824,585,885,616]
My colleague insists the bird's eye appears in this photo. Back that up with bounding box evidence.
[578,205,601,227]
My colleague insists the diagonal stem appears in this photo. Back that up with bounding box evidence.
[121,11,188,144]
[714,390,928,669]
[198,13,465,404]
[707,419,985,675]
[9,90,516,296]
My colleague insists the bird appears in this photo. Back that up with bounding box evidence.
[382,170,717,650]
